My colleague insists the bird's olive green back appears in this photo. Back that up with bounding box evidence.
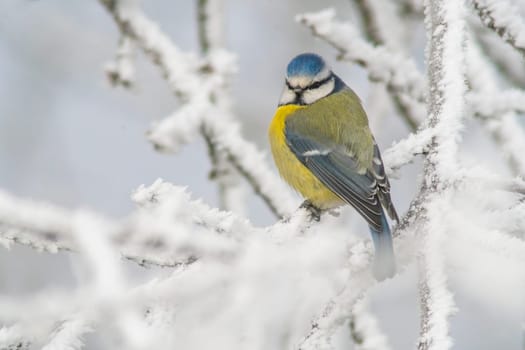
[285,89,374,171]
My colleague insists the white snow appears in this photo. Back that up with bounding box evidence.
[471,0,525,51]
[297,8,427,108]
[351,298,393,350]
[465,28,525,175]
[104,35,136,87]
[2,0,525,349]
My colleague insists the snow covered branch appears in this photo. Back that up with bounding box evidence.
[105,34,136,88]
[468,90,525,118]
[466,29,525,176]
[41,318,92,350]
[297,215,424,350]
[100,0,295,218]
[297,8,426,130]
[4,1,525,349]
[470,0,525,58]
[294,4,525,347]
[0,325,31,350]
[469,15,525,88]
[193,0,247,215]
[0,182,368,349]
[352,0,426,133]
[0,181,252,268]
[297,6,525,179]
[349,298,392,350]
[353,0,405,47]
[415,0,467,349]
[382,128,433,176]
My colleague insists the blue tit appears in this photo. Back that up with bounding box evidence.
[268,53,399,280]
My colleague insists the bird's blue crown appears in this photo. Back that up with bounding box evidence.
[286,53,326,78]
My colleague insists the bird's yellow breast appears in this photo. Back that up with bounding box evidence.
[268,104,343,209]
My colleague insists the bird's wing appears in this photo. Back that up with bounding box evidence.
[371,141,399,223]
[285,127,384,230]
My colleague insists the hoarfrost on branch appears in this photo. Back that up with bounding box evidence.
[2,0,525,349]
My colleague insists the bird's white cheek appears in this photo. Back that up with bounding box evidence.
[279,87,296,105]
[314,66,331,82]
[302,79,335,104]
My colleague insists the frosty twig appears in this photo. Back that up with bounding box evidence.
[99,0,295,218]
[470,0,525,58]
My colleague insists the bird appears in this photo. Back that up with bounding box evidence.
[268,53,399,280]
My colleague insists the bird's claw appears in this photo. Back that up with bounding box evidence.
[300,200,322,222]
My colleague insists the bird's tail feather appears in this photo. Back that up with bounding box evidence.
[369,209,396,280]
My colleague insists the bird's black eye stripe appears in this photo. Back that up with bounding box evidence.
[285,74,332,91]
[306,75,333,90]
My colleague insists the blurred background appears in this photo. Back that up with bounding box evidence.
[0,1,523,349]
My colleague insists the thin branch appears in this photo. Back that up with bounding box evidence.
[204,116,297,217]
[41,318,92,350]
[484,116,525,175]
[468,90,525,118]
[105,34,136,88]
[398,0,424,17]
[4,177,525,349]
[197,0,225,54]
[470,17,525,87]
[99,0,203,98]
[0,182,250,268]
[99,0,296,218]
[4,1,525,349]
[295,5,467,344]
[197,0,212,54]
[297,9,426,103]
[353,0,381,44]
[382,128,434,176]
[349,297,393,350]
[0,177,321,271]
[297,8,426,130]
[298,8,525,177]
[466,30,525,176]
[297,214,422,350]
[194,0,246,214]
[352,0,423,131]
[470,0,525,58]
[0,325,31,350]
